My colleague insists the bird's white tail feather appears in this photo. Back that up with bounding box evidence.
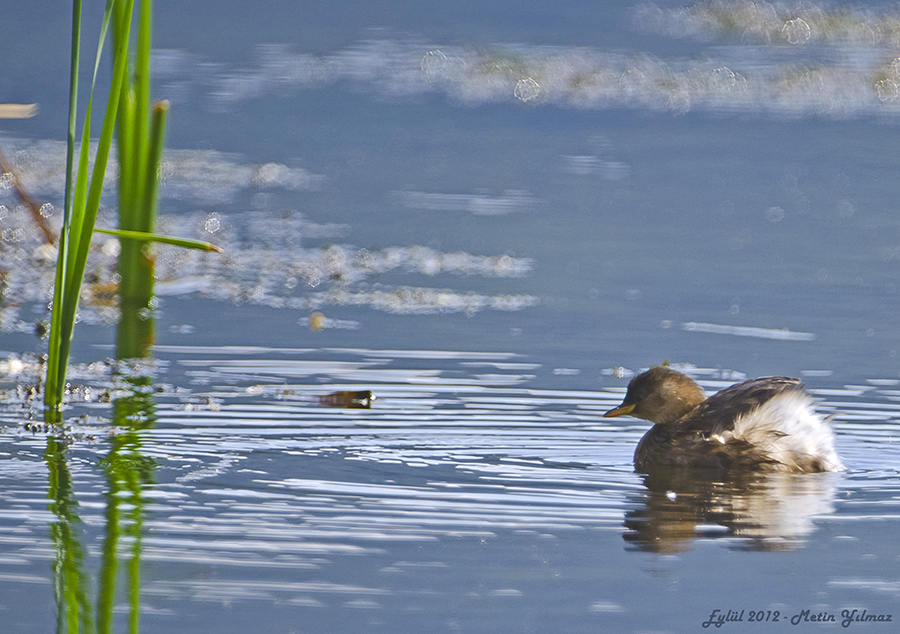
[730,391,844,472]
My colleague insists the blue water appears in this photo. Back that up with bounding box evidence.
[3,1,900,632]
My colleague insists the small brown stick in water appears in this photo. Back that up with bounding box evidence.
[0,145,56,245]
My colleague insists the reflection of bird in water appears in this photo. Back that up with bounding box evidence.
[623,469,839,553]
[603,366,843,474]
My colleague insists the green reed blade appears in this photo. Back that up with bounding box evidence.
[62,0,81,230]
[96,228,223,252]
[46,0,135,415]
[67,0,135,294]
[142,99,167,233]
[48,0,219,415]
[133,0,152,207]
[58,0,135,401]
[114,0,152,234]
[46,0,84,417]
[115,0,162,361]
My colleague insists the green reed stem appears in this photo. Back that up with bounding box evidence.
[46,0,218,420]
[46,0,136,420]
[115,0,165,360]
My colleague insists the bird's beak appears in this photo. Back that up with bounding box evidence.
[602,403,635,418]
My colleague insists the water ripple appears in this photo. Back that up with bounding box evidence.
[1,347,899,578]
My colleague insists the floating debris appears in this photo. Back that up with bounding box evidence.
[301,313,359,331]
[0,103,37,119]
[308,312,325,332]
[317,390,374,409]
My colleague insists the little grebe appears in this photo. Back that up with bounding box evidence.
[603,366,844,473]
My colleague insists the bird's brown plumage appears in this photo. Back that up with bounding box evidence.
[604,366,842,474]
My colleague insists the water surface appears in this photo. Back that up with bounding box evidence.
[2,1,900,632]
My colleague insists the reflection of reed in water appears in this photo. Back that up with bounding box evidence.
[45,365,157,634]
[623,468,839,553]
[45,437,95,633]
